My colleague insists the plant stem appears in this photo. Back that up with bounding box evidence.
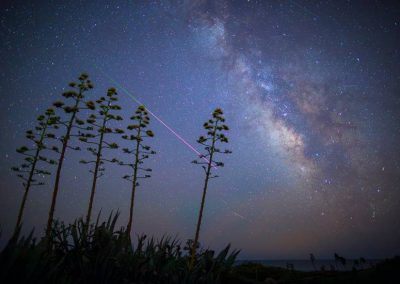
[14,118,48,237]
[46,95,80,237]
[85,110,107,228]
[189,120,218,270]
[127,120,141,236]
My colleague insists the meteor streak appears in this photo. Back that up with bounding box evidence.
[221,199,247,220]
[95,67,216,167]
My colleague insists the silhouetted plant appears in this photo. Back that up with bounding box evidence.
[11,108,59,236]
[334,252,347,269]
[119,105,155,236]
[189,108,231,270]
[79,87,124,227]
[310,253,316,270]
[353,259,360,271]
[359,257,367,269]
[46,73,94,237]
[1,213,239,284]
[286,262,295,271]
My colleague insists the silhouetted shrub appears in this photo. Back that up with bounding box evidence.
[0,213,239,284]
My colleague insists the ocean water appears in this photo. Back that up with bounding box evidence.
[235,259,382,272]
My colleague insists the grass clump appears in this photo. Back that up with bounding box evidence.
[0,213,239,284]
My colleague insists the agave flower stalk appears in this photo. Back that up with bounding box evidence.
[11,108,59,236]
[189,108,231,270]
[79,87,124,227]
[46,73,94,237]
[119,105,155,236]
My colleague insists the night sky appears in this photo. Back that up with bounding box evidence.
[1,1,400,260]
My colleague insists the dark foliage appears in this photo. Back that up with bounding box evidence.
[0,213,239,284]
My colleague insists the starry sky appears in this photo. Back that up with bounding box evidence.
[1,1,400,260]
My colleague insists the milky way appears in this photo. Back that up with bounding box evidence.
[1,1,399,259]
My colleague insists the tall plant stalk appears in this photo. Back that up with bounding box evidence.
[189,108,231,270]
[120,105,155,236]
[79,87,123,227]
[46,73,93,237]
[12,108,58,236]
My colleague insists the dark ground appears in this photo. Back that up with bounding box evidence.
[228,257,400,284]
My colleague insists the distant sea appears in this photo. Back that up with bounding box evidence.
[235,259,383,271]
